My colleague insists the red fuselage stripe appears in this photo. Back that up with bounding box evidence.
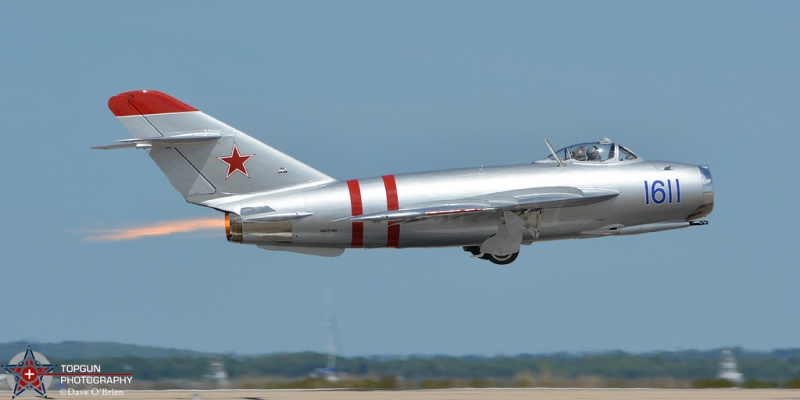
[382,175,400,247]
[347,179,363,248]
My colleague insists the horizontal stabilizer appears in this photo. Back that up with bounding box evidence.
[93,132,225,150]
[336,186,618,223]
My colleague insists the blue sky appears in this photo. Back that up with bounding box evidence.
[1,1,798,356]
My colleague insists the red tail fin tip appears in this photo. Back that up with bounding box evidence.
[108,90,198,117]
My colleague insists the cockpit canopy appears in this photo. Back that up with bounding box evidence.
[536,138,641,164]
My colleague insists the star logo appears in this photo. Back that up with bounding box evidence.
[3,346,56,398]
[217,142,254,179]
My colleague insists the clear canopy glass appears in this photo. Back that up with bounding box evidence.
[544,140,639,163]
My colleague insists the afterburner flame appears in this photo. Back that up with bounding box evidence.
[85,218,222,242]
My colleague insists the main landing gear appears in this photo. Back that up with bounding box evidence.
[463,246,519,265]
[464,210,533,265]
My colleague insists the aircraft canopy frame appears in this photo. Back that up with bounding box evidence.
[537,139,641,164]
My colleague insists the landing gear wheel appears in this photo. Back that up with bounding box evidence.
[481,252,519,265]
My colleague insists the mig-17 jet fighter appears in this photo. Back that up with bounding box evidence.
[97,90,713,264]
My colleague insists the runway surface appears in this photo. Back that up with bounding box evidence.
[11,388,799,400]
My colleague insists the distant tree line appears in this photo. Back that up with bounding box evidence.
[45,348,800,385]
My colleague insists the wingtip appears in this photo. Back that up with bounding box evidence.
[108,90,198,117]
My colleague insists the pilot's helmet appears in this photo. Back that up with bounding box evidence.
[587,146,603,161]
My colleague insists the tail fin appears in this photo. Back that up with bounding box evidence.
[101,90,335,204]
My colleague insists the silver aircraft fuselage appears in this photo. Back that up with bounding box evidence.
[100,90,713,264]
[222,159,712,250]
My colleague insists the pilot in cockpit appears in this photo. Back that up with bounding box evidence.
[587,146,603,161]
[571,145,586,161]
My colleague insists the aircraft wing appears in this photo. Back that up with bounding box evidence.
[337,186,618,223]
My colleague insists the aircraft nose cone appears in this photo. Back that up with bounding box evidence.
[692,165,714,219]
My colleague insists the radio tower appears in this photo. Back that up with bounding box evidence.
[717,349,744,385]
[313,286,341,382]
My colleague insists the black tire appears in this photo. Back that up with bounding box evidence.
[484,252,519,265]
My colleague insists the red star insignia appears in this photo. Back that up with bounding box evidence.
[3,347,55,397]
[217,142,254,179]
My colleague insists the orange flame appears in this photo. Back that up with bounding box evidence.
[84,218,223,242]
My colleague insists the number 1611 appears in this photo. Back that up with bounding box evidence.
[644,179,680,205]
